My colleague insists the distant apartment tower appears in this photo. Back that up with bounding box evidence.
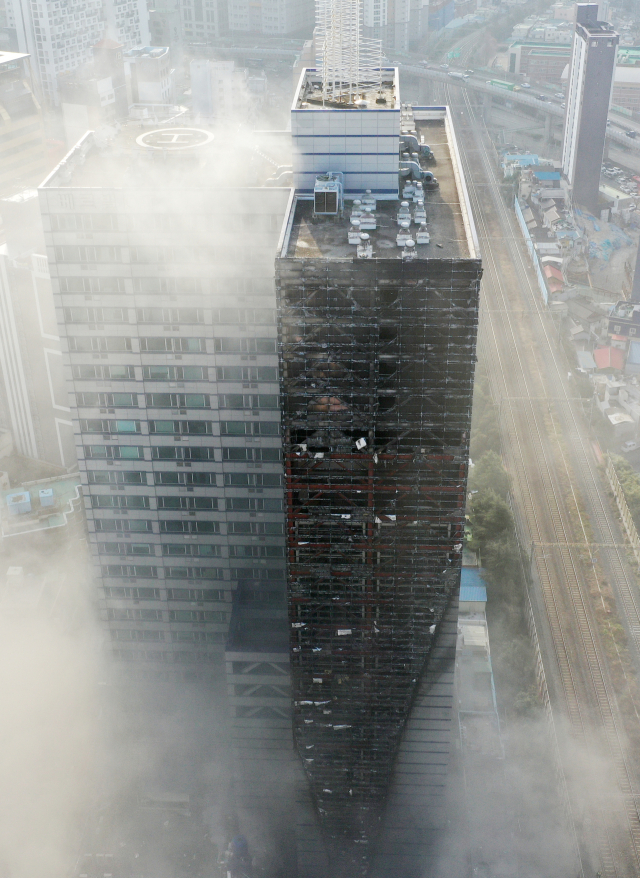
[227,0,313,36]
[178,0,228,41]
[5,0,149,104]
[277,64,481,874]
[39,128,290,669]
[362,0,411,52]
[562,3,618,213]
[0,51,46,194]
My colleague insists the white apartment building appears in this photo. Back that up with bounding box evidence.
[227,0,313,36]
[6,0,149,104]
[39,125,290,669]
[179,0,227,41]
[363,0,411,52]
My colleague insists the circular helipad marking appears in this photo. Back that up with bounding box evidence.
[135,128,214,150]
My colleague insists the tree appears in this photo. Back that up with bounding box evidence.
[469,490,513,551]
[469,450,511,501]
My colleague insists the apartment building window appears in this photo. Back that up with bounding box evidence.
[171,632,221,644]
[228,545,284,558]
[106,608,162,620]
[91,495,150,509]
[87,471,145,485]
[64,307,128,323]
[140,337,205,352]
[95,519,153,532]
[222,447,280,462]
[143,365,207,381]
[223,473,281,487]
[50,213,119,231]
[219,394,277,409]
[80,419,141,433]
[103,586,160,599]
[77,392,137,407]
[168,610,224,622]
[166,588,224,601]
[159,520,219,534]
[149,420,212,435]
[215,366,277,381]
[55,245,121,262]
[152,446,215,461]
[146,393,209,408]
[157,496,217,510]
[98,542,153,555]
[227,521,283,535]
[153,472,216,486]
[137,308,204,324]
[68,336,132,352]
[213,337,276,353]
[214,308,276,324]
[73,365,135,380]
[165,567,224,580]
[225,497,283,511]
[162,544,221,556]
[112,629,163,641]
[84,445,143,459]
[102,565,158,577]
[220,421,278,436]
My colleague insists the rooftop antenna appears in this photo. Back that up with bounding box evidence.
[315,0,383,105]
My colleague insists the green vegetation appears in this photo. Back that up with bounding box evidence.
[468,377,541,718]
[469,372,500,461]
[610,454,640,531]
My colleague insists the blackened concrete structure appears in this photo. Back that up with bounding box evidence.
[276,103,481,876]
[562,3,618,213]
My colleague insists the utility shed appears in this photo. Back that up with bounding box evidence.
[276,104,482,878]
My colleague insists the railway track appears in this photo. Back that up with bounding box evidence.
[435,79,640,876]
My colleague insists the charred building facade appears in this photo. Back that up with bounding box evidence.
[276,67,482,876]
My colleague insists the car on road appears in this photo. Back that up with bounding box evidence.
[554,92,564,98]
[537,94,548,100]
[622,440,639,453]
[521,82,531,88]
[465,69,474,74]
[561,102,566,108]
[626,130,638,138]
[440,63,449,69]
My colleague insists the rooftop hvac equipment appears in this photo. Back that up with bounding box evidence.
[39,488,54,508]
[314,172,344,216]
[6,491,31,515]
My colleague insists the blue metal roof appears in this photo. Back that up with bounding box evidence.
[533,170,561,180]
[460,568,487,603]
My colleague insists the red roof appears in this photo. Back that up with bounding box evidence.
[543,264,563,281]
[594,346,625,370]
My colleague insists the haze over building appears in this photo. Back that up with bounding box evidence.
[5,0,150,104]
[562,2,619,213]
[39,128,289,669]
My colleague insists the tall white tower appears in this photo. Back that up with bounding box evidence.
[315,0,383,103]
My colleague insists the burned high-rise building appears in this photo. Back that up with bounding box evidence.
[275,21,482,873]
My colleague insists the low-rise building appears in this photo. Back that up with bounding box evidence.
[508,41,572,81]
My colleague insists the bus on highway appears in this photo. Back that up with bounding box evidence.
[487,79,521,92]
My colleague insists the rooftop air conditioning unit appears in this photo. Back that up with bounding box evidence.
[314,172,344,216]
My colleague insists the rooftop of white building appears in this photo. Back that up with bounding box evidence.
[279,115,477,261]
